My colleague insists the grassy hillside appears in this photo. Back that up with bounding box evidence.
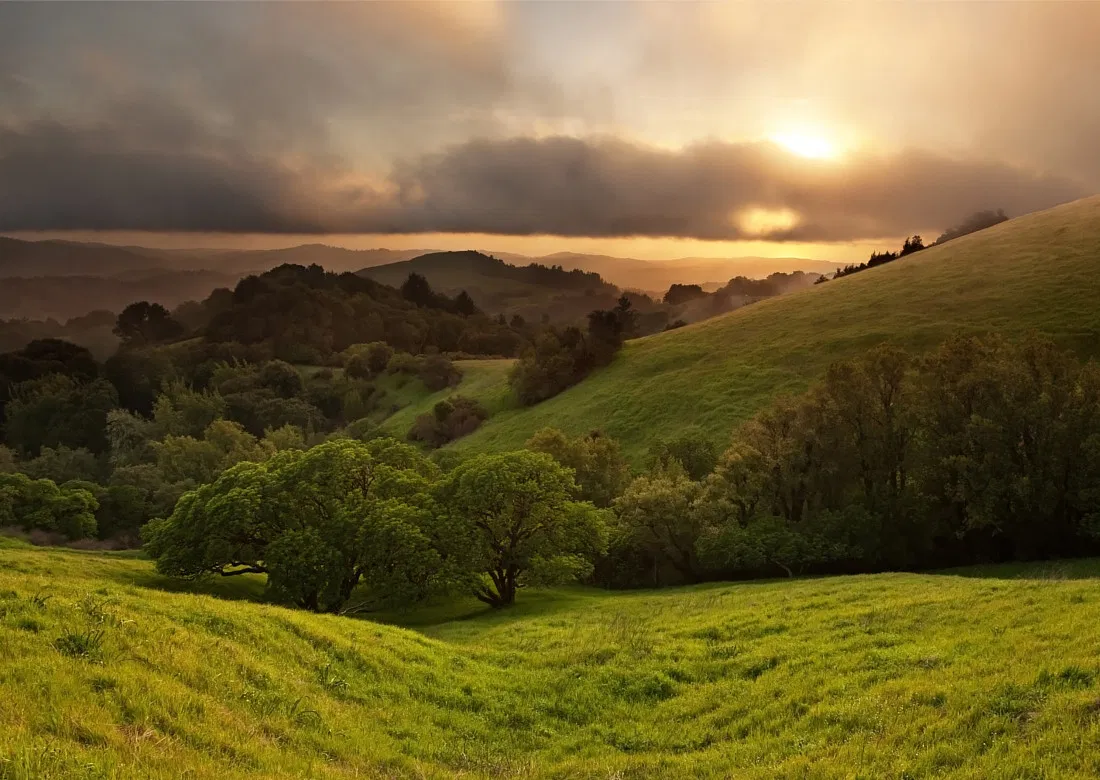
[5,537,1100,778]
[454,196,1100,462]
[377,359,516,438]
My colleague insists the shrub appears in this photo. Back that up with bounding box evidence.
[418,354,461,391]
[408,396,487,448]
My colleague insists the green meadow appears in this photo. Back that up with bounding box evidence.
[442,196,1100,463]
[5,536,1100,779]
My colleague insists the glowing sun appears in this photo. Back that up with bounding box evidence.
[770,131,837,160]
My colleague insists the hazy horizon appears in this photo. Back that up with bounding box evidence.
[3,2,1098,262]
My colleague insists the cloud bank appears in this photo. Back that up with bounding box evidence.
[0,2,1097,241]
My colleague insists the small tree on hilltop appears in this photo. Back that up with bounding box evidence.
[114,301,185,347]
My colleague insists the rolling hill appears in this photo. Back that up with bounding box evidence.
[442,196,1100,462]
[495,250,838,293]
[5,537,1100,778]
[359,250,645,324]
[359,250,615,298]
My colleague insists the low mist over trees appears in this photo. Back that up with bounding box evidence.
[936,209,1009,244]
[833,235,926,279]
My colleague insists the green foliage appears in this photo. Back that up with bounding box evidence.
[343,341,393,379]
[647,427,720,481]
[614,463,708,582]
[408,395,487,448]
[152,380,227,438]
[437,450,608,607]
[145,438,449,612]
[526,427,631,507]
[204,264,525,361]
[150,419,270,486]
[263,424,307,452]
[604,335,1100,587]
[0,472,98,539]
[19,445,101,484]
[105,407,156,467]
[5,374,118,456]
[508,300,630,406]
[418,354,461,392]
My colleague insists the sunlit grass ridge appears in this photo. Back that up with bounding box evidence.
[5,537,1100,778]
[451,195,1100,463]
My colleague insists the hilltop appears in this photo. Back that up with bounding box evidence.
[6,538,1100,779]
[446,196,1100,461]
[358,250,627,323]
[495,250,837,293]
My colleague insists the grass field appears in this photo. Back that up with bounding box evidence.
[6,536,1100,778]
[448,196,1100,463]
[376,359,517,439]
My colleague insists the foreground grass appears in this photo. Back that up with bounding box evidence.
[453,196,1100,463]
[5,538,1100,778]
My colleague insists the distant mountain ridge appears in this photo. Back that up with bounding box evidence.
[0,235,832,321]
[357,250,644,326]
[0,236,831,285]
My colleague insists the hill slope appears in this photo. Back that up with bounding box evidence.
[494,250,837,292]
[5,538,1100,778]
[455,196,1100,461]
[359,250,623,322]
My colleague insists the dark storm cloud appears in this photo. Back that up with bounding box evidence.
[366,137,1088,240]
[0,116,329,233]
[2,129,1084,240]
[0,2,1094,241]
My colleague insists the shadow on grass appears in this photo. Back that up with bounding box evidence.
[933,557,1100,581]
[119,568,269,602]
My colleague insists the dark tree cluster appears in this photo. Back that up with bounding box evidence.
[0,325,472,545]
[145,441,608,612]
[936,209,1009,245]
[408,395,488,448]
[663,284,707,306]
[663,272,814,322]
[508,296,637,405]
[205,264,526,363]
[602,335,1100,587]
[832,236,925,280]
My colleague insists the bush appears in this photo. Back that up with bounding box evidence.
[344,342,394,379]
[386,352,422,376]
[418,354,461,391]
[408,396,487,448]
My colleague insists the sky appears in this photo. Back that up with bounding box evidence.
[1,1,1098,262]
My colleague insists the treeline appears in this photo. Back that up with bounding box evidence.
[21,331,1098,613]
[0,311,118,358]
[832,235,926,280]
[508,296,636,404]
[145,442,607,612]
[139,331,1100,614]
[203,264,528,363]
[663,272,814,322]
[0,263,650,545]
[604,334,1100,585]
[826,209,1010,282]
[936,209,1008,245]
[0,331,471,545]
